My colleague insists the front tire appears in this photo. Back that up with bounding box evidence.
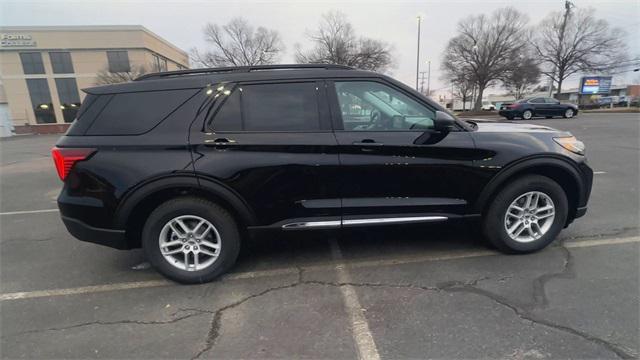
[142,197,241,284]
[563,108,575,118]
[482,175,568,253]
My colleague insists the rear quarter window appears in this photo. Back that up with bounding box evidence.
[85,89,199,135]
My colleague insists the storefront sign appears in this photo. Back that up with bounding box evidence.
[1,34,37,47]
[579,76,613,95]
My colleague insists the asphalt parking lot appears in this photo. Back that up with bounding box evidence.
[1,113,638,359]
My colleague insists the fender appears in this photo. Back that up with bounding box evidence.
[114,174,256,228]
[473,154,586,213]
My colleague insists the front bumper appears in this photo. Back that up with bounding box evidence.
[61,215,128,250]
[575,206,588,219]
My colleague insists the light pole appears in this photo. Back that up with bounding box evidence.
[416,15,422,90]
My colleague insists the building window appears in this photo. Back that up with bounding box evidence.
[107,50,130,72]
[26,79,55,124]
[49,52,74,74]
[153,54,168,72]
[55,78,81,122]
[20,52,45,74]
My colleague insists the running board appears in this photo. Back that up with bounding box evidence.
[281,216,448,230]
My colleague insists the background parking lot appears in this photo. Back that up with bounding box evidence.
[1,113,638,359]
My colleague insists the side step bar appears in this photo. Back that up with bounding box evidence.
[281,216,448,230]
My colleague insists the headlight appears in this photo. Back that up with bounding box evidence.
[554,136,585,155]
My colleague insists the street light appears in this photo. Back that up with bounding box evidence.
[416,15,422,90]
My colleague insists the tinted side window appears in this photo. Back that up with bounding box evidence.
[243,83,320,131]
[210,82,321,132]
[86,89,198,135]
[334,81,435,131]
[530,98,545,104]
[545,98,559,104]
[211,89,241,131]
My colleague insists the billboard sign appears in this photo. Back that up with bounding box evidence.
[580,76,613,95]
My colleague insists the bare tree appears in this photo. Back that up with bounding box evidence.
[95,65,147,85]
[502,56,541,99]
[191,17,284,67]
[442,7,529,110]
[296,11,394,72]
[530,3,627,96]
[450,75,475,111]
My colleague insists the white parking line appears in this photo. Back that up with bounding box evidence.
[0,209,59,216]
[0,280,172,301]
[593,171,607,175]
[329,238,381,360]
[0,235,637,302]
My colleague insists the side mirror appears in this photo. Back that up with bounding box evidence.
[434,111,457,131]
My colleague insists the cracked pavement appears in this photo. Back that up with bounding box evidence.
[1,113,639,359]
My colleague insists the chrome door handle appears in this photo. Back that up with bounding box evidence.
[353,140,383,146]
[205,138,237,145]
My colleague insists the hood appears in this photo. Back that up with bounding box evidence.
[466,120,562,133]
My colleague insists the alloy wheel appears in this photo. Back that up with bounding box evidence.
[523,110,532,120]
[158,215,221,271]
[504,191,555,243]
[565,109,574,118]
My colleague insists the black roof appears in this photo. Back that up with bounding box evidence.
[84,64,377,95]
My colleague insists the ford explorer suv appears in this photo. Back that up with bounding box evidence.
[53,64,592,284]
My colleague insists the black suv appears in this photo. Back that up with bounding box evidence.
[53,64,592,284]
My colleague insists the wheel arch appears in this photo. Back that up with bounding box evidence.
[474,156,585,225]
[115,175,256,248]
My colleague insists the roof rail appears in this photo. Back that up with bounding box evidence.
[135,64,353,81]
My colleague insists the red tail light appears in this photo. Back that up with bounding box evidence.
[508,103,522,109]
[51,147,96,181]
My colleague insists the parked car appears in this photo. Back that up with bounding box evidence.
[481,101,496,111]
[499,97,578,120]
[596,96,616,108]
[53,64,592,284]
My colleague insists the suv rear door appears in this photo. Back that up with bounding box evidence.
[191,80,341,228]
[327,79,483,224]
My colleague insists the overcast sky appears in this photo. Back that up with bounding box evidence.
[2,0,639,94]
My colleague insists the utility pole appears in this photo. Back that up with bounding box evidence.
[426,60,431,96]
[416,15,422,90]
[550,0,574,98]
[419,71,427,93]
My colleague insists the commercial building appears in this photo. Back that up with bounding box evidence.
[0,25,189,134]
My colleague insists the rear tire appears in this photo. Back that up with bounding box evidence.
[522,110,533,120]
[482,175,568,253]
[142,197,241,284]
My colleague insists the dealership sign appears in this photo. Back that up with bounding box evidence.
[1,34,37,47]
[580,76,613,95]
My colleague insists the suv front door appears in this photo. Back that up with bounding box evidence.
[328,79,484,225]
[191,80,341,228]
